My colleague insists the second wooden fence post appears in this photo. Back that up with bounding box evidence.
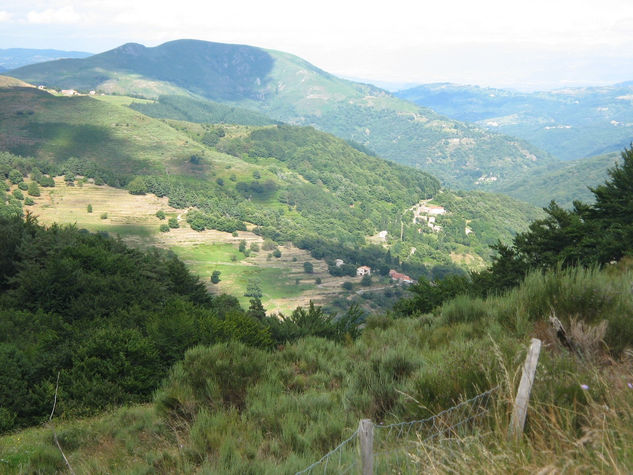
[359,418,374,475]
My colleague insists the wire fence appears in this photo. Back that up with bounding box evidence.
[295,385,499,474]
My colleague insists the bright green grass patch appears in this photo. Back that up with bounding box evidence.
[172,244,314,310]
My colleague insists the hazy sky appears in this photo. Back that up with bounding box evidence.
[1,0,633,90]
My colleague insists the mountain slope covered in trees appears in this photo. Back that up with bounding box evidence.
[0,84,543,275]
[396,82,633,161]
[8,40,555,189]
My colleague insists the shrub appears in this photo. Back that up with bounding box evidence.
[272,249,282,258]
[342,281,353,291]
[127,176,147,195]
[156,210,166,220]
[160,224,170,232]
[12,189,23,200]
[100,212,108,219]
[250,242,259,252]
[168,217,179,229]
[87,204,93,213]
[303,262,314,274]
[8,169,22,184]
[361,275,372,286]
[315,277,322,284]
[211,271,221,284]
[24,197,34,206]
[18,182,28,191]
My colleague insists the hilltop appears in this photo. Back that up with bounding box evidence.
[8,40,554,189]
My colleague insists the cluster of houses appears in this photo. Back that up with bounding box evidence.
[412,202,447,233]
[341,263,414,285]
[37,86,97,97]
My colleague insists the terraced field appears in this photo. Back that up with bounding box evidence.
[23,177,388,314]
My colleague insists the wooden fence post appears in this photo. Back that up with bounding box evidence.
[508,338,542,440]
[358,419,374,475]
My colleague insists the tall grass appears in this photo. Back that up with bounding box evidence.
[2,265,631,472]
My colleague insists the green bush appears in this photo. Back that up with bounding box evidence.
[87,204,93,213]
[160,223,170,232]
[168,217,179,229]
[8,169,23,184]
[155,210,166,220]
[18,182,28,191]
[27,182,40,196]
[100,212,108,219]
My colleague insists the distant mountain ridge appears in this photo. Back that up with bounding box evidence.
[9,39,554,189]
[0,48,92,70]
[396,82,633,161]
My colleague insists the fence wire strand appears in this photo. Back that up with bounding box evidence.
[295,429,359,474]
[295,385,499,474]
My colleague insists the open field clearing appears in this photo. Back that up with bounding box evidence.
[24,177,388,313]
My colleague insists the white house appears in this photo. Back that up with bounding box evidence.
[356,266,371,277]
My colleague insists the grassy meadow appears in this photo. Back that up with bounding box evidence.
[22,177,387,314]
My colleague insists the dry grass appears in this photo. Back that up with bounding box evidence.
[24,177,383,314]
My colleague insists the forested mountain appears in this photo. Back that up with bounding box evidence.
[0,82,542,276]
[487,151,620,208]
[0,48,92,70]
[8,40,554,189]
[396,82,633,161]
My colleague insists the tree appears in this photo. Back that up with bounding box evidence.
[87,204,93,213]
[160,223,170,232]
[168,217,179,229]
[245,280,262,299]
[303,261,314,273]
[360,274,372,286]
[272,249,282,258]
[342,281,353,291]
[28,181,40,196]
[246,298,266,321]
[239,240,247,253]
[8,169,22,184]
[156,210,165,220]
[210,270,221,284]
[127,176,147,195]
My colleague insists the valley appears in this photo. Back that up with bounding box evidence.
[1,29,632,474]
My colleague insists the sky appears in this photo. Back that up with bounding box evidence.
[1,0,633,90]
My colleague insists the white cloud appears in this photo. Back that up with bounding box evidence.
[0,10,11,22]
[27,6,81,24]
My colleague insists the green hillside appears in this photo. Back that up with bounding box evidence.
[9,40,555,189]
[129,95,278,126]
[488,151,621,208]
[0,84,542,278]
[396,82,633,161]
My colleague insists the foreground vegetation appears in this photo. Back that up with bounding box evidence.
[1,262,631,473]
